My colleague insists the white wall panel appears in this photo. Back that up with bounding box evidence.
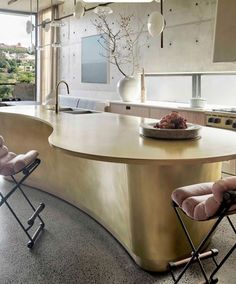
[56,1,236,104]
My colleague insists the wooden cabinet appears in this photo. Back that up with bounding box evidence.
[222,159,236,176]
[149,108,206,125]
[213,0,236,62]
[149,108,173,120]
[109,103,150,118]
[179,110,205,125]
[110,102,206,125]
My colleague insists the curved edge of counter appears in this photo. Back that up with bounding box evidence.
[1,105,236,165]
[0,105,235,271]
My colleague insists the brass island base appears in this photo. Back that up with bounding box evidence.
[0,109,225,271]
[126,163,220,271]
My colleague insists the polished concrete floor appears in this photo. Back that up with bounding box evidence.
[0,177,235,284]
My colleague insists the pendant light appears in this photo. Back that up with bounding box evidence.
[50,0,62,48]
[26,0,34,34]
[41,19,51,32]
[26,0,35,54]
[93,6,113,15]
[26,20,34,34]
[50,20,65,27]
[147,0,165,47]
[50,0,64,27]
[74,1,85,19]
[147,11,164,37]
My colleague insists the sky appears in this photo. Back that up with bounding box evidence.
[0,12,35,48]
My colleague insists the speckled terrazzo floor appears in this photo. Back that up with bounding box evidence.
[0,177,235,284]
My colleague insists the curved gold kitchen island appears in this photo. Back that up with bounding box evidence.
[1,105,236,272]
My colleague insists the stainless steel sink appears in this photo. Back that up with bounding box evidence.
[47,106,73,111]
[46,106,98,114]
[60,107,74,111]
[63,110,95,114]
[61,108,97,114]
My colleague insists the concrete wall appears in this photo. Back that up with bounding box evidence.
[13,83,35,101]
[57,0,236,106]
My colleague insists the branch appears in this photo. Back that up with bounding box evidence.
[92,13,144,77]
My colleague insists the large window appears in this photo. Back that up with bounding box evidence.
[0,11,36,101]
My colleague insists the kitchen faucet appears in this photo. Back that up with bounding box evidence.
[55,80,70,114]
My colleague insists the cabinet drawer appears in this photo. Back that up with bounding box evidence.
[222,159,236,175]
[149,108,173,119]
[150,108,205,126]
[110,103,150,118]
[178,111,205,126]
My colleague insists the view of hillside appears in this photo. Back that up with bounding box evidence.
[0,43,35,100]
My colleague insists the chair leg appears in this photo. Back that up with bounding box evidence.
[169,204,225,283]
[0,159,45,248]
[227,216,236,234]
[208,217,236,282]
[11,175,45,226]
[0,159,40,207]
[3,198,33,242]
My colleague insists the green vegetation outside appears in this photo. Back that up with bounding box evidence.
[0,46,35,99]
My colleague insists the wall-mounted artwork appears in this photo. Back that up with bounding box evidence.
[81,35,108,84]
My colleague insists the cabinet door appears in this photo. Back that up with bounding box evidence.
[213,0,236,62]
[149,108,173,119]
[178,111,205,126]
[110,103,149,118]
[222,160,236,176]
[150,108,205,126]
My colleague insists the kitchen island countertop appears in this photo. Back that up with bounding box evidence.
[1,105,236,164]
[0,105,236,271]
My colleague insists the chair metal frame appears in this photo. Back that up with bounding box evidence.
[0,158,45,248]
[169,191,236,284]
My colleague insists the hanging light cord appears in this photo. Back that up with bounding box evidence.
[30,0,33,50]
[161,0,163,48]
[37,1,112,26]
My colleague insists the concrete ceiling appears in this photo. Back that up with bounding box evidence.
[0,0,64,13]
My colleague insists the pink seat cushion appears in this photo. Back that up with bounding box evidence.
[0,152,16,171]
[212,177,236,213]
[171,182,213,207]
[212,177,236,203]
[0,145,9,158]
[0,150,38,176]
[182,194,219,220]
[0,136,39,176]
[0,136,4,147]
[172,179,236,221]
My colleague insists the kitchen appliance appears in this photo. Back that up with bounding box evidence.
[206,109,236,176]
[206,109,236,130]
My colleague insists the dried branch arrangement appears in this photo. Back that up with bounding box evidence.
[92,13,144,77]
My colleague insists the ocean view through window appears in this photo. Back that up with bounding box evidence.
[0,11,36,101]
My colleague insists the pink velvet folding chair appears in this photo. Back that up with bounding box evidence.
[169,177,236,283]
[0,135,45,248]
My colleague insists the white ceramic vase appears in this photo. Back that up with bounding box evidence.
[117,76,139,102]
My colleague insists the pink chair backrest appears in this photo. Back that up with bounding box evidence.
[172,177,236,221]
